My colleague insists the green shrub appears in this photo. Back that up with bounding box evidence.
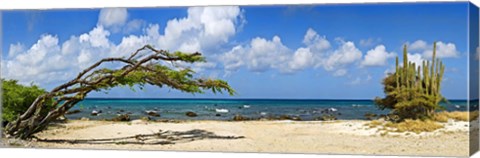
[2,79,54,122]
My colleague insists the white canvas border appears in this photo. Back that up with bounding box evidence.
[0,0,479,158]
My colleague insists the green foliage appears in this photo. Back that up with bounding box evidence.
[171,51,205,63]
[80,48,235,96]
[89,62,235,96]
[3,45,236,139]
[375,42,446,121]
[1,79,54,122]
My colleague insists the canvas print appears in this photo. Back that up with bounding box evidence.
[1,2,479,157]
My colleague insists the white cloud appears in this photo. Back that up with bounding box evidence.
[382,52,430,77]
[2,35,70,85]
[408,40,459,58]
[221,28,363,76]
[287,47,315,72]
[61,37,79,55]
[248,36,290,71]
[15,35,59,65]
[226,28,355,74]
[8,43,25,58]
[221,45,246,72]
[113,24,160,57]
[333,69,347,77]
[303,28,330,52]
[98,8,147,34]
[322,41,362,71]
[359,38,381,47]
[79,26,112,48]
[221,36,290,72]
[347,75,372,85]
[285,28,330,72]
[406,53,424,67]
[196,7,240,43]
[77,51,92,65]
[158,6,242,53]
[423,42,459,58]
[66,26,115,68]
[110,6,244,75]
[98,8,128,32]
[192,62,217,73]
[409,40,428,51]
[220,28,330,74]
[2,26,117,86]
[361,45,396,67]
[123,19,145,34]
[3,7,244,87]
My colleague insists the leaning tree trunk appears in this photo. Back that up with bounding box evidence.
[5,94,86,139]
[4,45,234,139]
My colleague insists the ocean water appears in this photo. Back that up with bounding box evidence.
[65,98,469,121]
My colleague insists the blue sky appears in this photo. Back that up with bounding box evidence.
[1,2,475,99]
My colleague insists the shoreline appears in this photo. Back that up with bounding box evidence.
[8,119,468,157]
[63,99,469,121]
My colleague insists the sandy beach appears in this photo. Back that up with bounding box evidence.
[16,119,469,157]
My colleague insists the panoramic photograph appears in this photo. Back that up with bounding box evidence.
[1,2,479,157]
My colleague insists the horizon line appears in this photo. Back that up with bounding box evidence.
[83,97,471,101]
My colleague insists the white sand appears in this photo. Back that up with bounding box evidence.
[30,119,470,157]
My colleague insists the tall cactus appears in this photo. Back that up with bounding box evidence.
[376,42,445,120]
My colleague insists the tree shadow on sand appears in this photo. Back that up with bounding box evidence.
[35,129,245,145]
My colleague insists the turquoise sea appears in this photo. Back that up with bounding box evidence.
[65,98,469,121]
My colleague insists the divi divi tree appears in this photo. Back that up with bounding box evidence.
[4,45,235,139]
